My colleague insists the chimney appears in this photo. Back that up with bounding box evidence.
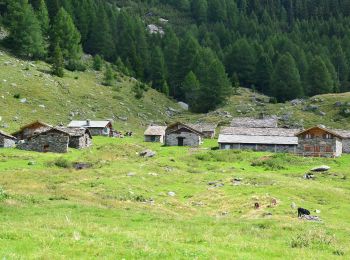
[86,119,90,126]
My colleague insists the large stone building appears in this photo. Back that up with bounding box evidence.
[57,127,92,149]
[17,128,70,153]
[187,123,218,139]
[296,126,343,157]
[0,130,16,148]
[12,121,52,140]
[165,122,203,147]
[68,120,113,136]
[333,129,350,154]
[218,127,299,153]
[144,125,167,143]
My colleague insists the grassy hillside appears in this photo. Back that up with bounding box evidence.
[0,49,182,134]
[0,137,350,258]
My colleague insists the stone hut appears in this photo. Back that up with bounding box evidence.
[218,127,299,153]
[57,127,92,149]
[144,125,167,143]
[17,128,70,153]
[0,130,16,148]
[68,120,113,136]
[12,121,52,140]
[230,117,278,128]
[187,123,218,139]
[296,126,343,157]
[333,129,350,154]
[165,122,203,147]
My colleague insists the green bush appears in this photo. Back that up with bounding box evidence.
[0,187,9,201]
[50,157,72,168]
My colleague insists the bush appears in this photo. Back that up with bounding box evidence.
[13,93,20,99]
[66,59,86,72]
[93,55,103,71]
[0,187,9,201]
[51,157,72,168]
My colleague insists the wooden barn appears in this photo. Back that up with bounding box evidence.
[0,130,16,148]
[165,122,203,147]
[17,128,70,153]
[218,127,299,153]
[144,125,167,143]
[12,121,52,140]
[68,120,113,136]
[187,123,218,139]
[296,126,343,157]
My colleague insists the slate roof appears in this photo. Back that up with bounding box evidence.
[0,130,16,140]
[12,120,52,135]
[57,127,92,138]
[332,129,350,138]
[187,123,218,133]
[230,117,278,128]
[218,127,300,145]
[295,126,343,138]
[144,125,167,136]
[68,120,111,128]
[29,127,70,138]
[166,122,203,135]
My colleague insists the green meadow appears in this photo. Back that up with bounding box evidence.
[0,137,349,259]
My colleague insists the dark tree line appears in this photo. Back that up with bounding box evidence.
[1,0,350,112]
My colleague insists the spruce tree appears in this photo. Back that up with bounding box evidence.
[307,56,333,96]
[5,0,46,58]
[51,7,82,61]
[271,53,303,102]
[93,55,103,71]
[103,64,114,86]
[150,47,166,91]
[255,54,273,95]
[182,71,200,110]
[36,0,49,36]
[51,44,64,77]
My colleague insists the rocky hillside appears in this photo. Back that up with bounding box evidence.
[0,49,183,133]
[1,49,350,134]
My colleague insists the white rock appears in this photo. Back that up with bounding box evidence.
[168,191,176,197]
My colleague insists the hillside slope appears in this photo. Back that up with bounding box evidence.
[0,50,182,133]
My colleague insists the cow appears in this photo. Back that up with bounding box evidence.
[298,207,310,217]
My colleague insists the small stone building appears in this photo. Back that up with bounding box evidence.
[144,125,167,143]
[12,121,52,140]
[68,120,113,136]
[231,117,278,128]
[0,130,16,148]
[188,123,218,139]
[333,129,350,154]
[296,126,343,157]
[57,127,92,149]
[218,127,299,153]
[17,128,70,153]
[165,122,203,147]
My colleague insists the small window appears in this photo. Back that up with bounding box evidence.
[304,145,313,152]
[305,134,313,139]
[150,136,156,142]
[325,146,333,152]
[324,134,332,139]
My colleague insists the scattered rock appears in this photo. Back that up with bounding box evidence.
[303,104,319,111]
[20,98,27,103]
[300,215,322,222]
[73,162,92,170]
[177,101,189,111]
[315,209,321,214]
[127,172,136,177]
[148,172,158,176]
[290,99,304,106]
[311,165,330,172]
[38,104,45,108]
[168,191,176,197]
[334,101,343,107]
[118,116,128,121]
[231,177,242,186]
[208,180,224,188]
[10,83,17,87]
[139,149,156,158]
[319,111,326,116]
[291,202,297,209]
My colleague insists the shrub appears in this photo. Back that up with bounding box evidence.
[51,157,72,168]
[0,187,9,201]
[13,93,20,99]
[93,55,103,71]
[66,59,86,72]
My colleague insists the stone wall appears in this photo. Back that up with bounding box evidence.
[145,135,164,143]
[219,143,296,153]
[297,137,340,157]
[342,138,350,154]
[69,134,92,149]
[165,132,202,147]
[18,132,69,153]
[202,131,215,139]
[0,137,16,148]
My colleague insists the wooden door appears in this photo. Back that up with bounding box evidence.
[178,137,184,146]
[314,145,320,156]
[43,144,49,153]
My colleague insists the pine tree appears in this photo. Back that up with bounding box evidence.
[93,55,103,71]
[36,0,49,36]
[150,47,166,91]
[307,56,333,96]
[182,71,200,110]
[255,54,273,95]
[51,44,64,77]
[271,53,303,102]
[191,0,208,23]
[5,0,46,58]
[51,7,82,61]
[161,81,170,96]
[103,64,114,86]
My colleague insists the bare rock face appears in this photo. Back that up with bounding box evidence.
[311,165,330,172]
[139,149,156,158]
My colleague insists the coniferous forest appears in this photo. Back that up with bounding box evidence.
[1,0,350,112]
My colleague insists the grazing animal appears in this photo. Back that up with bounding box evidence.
[298,207,310,217]
[254,202,260,209]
